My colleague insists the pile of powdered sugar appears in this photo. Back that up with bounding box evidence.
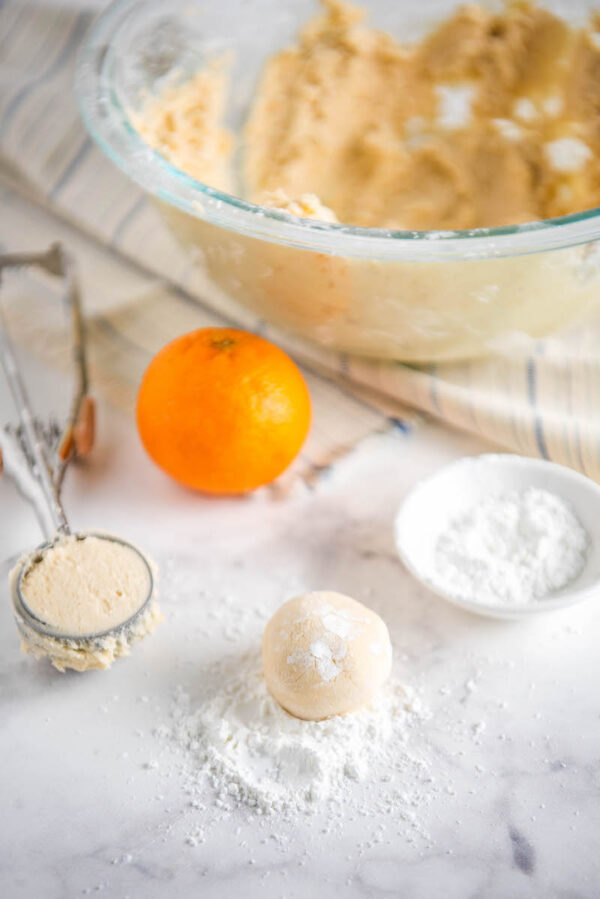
[433,487,589,607]
[162,656,426,816]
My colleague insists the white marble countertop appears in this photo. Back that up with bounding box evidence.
[1,352,600,899]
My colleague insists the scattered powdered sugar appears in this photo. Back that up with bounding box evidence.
[287,638,346,682]
[434,83,476,130]
[163,657,426,815]
[492,118,523,142]
[541,94,563,117]
[284,602,371,683]
[143,565,503,850]
[513,97,538,121]
[433,487,589,607]
[320,606,359,638]
[544,137,592,173]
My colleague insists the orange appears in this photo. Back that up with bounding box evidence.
[136,327,311,493]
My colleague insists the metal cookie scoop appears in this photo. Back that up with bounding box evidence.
[0,245,160,671]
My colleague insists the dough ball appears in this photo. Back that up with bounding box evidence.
[262,591,392,721]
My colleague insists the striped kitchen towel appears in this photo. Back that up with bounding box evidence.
[2,1,600,481]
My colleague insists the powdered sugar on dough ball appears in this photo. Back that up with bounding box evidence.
[262,591,392,721]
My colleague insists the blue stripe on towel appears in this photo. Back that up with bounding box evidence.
[1,9,91,133]
[0,4,25,56]
[389,417,411,434]
[428,363,441,413]
[527,357,549,459]
[49,137,92,199]
[110,195,148,246]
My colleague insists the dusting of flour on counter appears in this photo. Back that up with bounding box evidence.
[163,657,425,816]
[433,488,589,607]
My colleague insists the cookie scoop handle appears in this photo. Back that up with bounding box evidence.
[0,304,70,540]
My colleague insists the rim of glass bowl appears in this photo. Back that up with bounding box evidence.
[75,0,600,262]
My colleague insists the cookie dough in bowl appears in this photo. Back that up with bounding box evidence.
[76,0,600,362]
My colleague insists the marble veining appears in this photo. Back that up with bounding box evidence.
[509,826,536,876]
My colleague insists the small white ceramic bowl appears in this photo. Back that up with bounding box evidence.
[394,454,600,619]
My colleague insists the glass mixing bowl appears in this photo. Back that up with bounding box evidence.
[76,0,600,362]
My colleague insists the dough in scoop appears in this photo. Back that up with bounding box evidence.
[18,533,152,636]
[262,591,392,720]
[11,532,162,672]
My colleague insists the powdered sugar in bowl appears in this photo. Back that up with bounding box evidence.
[394,454,600,619]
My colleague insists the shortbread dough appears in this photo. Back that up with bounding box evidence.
[262,591,392,720]
[10,533,162,672]
[138,0,600,230]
